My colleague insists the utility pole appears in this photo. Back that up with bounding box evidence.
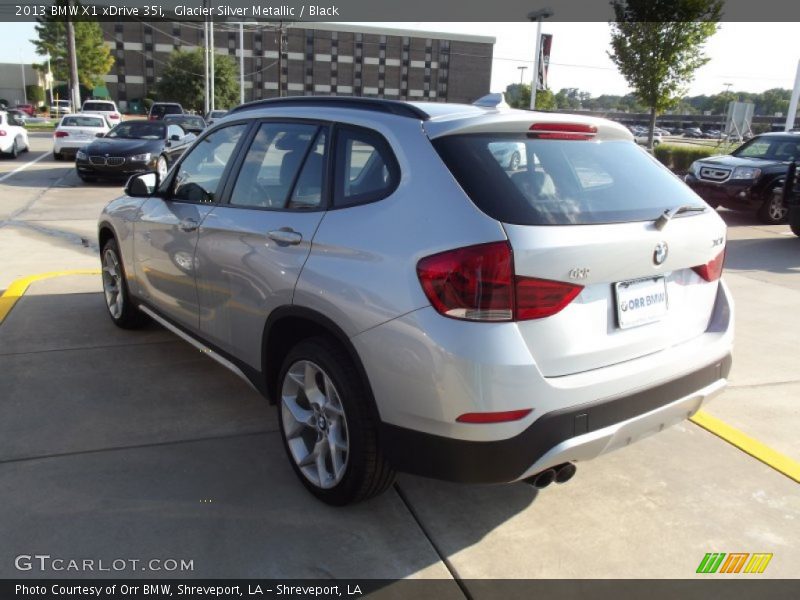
[203,2,209,115]
[239,23,245,104]
[210,19,215,111]
[46,54,54,106]
[65,1,80,110]
[20,56,27,104]
[527,8,554,110]
[786,59,800,132]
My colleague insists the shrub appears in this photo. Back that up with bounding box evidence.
[26,85,45,104]
[654,144,719,173]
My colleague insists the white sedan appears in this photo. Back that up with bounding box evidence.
[0,110,30,158]
[53,113,111,160]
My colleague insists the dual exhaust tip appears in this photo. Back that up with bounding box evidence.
[525,462,577,489]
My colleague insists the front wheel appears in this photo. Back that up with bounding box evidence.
[757,187,789,225]
[101,238,148,329]
[277,337,395,505]
[156,155,168,182]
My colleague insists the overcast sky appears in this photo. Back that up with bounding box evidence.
[1,21,797,97]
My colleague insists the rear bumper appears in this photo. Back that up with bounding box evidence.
[381,355,730,483]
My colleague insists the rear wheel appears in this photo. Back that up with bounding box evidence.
[277,337,395,505]
[10,137,20,159]
[757,187,788,225]
[101,238,148,329]
[790,207,800,237]
[54,151,63,161]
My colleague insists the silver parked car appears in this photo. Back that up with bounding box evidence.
[98,97,733,505]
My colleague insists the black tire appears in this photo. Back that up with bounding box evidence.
[790,207,800,237]
[276,337,395,505]
[10,137,19,159]
[101,238,148,329]
[757,187,789,225]
[54,151,63,161]
[508,151,521,171]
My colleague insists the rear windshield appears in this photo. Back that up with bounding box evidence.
[62,116,105,127]
[433,135,705,225]
[151,104,182,117]
[83,102,114,112]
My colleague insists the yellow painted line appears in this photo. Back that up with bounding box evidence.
[691,410,800,484]
[0,270,101,324]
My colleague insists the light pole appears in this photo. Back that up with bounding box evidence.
[785,60,800,132]
[517,65,527,85]
[527,7,553,110]
[239,23,245,104]
[20,55,27,104]
[46,54,54,107]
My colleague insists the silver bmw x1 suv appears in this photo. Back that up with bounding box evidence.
[98,97,733,505]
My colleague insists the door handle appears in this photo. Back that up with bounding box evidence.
[267,228,303,245]
[178,218,199,232]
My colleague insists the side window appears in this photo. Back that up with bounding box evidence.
[229,122,320,209]
[167,124,184,139]
[334,126,399,207]
[171,124,247,204]
[289,130,327,209]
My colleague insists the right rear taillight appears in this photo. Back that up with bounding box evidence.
[692,248,725,282]
[416,241,583,322]
[54,131,69,138]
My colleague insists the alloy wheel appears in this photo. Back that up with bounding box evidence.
[102,248,124,319]
[281,360,350,489]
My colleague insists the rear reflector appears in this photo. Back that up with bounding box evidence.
[457,409,532,424]
[110,114,120,119]
[0,131,6,136]
[692,249,725,282]
[54,131,69,137]
[417,241,583,322]
[529,122,597,140]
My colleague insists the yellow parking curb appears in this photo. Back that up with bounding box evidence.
[691,410,800,484]
[0,270,101,325]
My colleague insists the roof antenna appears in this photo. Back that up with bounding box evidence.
[473,93,510,109]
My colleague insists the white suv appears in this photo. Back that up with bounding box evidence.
[81,100,121,127]
[98,97,734,505]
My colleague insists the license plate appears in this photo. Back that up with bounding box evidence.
[615,277,668,329]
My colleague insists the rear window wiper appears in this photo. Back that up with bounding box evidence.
[654,205,706,230]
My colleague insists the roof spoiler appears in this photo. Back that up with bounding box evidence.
[472,93,510,110]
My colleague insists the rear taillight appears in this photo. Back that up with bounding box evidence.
[416,241,583,322]
[0,131,6,136]
[54,131,69,138]
[110,113,120,119]
[529,122,597,140]
[692,249,725,282]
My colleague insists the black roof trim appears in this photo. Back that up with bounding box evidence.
[228,96,430,120]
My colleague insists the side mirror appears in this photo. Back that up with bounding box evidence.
[125,172,159,197]
[170,134,181,141]
[95,132,105,138]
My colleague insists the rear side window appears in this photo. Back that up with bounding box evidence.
[333,126,399,207]
[229,122,321,209]
[433,135,705,225]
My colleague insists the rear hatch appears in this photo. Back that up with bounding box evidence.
[430,116,726,377]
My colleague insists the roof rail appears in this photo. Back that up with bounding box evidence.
[228,96,430,120]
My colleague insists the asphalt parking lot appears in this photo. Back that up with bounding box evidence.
[1,132,799,585]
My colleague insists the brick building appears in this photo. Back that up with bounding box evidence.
[99,22,495,111]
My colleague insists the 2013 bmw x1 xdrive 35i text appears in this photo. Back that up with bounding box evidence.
[98,97,733,505]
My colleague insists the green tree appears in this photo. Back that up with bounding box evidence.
[608,0,722,148]
[26,85,45,105]
[156,49,239,112]
[31,2,114,88]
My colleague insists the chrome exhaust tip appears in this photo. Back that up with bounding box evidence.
[525,468,556,489]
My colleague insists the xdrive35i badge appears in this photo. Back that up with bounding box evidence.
[654,241,669,265]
